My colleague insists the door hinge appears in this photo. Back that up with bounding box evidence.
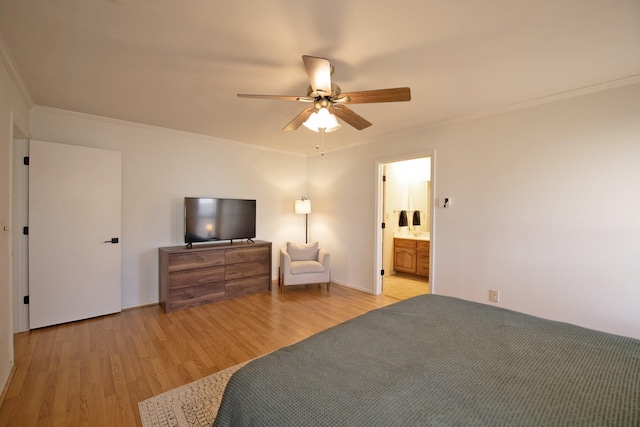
[23,226,28,235]
[23,295,29,304]
[381,269,385,276]
[381,222,386,229]
[23,156,29,165]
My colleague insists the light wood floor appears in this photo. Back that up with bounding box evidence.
[383,272,430,300]
[0,283,399,426]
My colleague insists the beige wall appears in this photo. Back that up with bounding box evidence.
[308,82,640,339]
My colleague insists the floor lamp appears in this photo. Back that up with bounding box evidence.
[295,196,311,243]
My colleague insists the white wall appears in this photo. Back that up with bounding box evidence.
[0,43,30,398]
[29,107,308,308]
[308,83,640,339]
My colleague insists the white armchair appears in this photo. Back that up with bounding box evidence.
[279,242,330,293]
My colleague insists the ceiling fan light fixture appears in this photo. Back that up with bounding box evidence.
[303,107,341,133]
[238,55,411,132]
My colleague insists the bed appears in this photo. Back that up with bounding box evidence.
[213,295,640,426]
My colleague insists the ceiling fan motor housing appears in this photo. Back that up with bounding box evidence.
[306,83,342,100]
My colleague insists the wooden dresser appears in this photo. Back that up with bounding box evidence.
[159,240,272,313]
[394,238,430,277]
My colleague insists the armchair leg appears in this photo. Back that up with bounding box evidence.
[280,273,285,293]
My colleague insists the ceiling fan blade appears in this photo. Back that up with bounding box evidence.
[237,94,314,102]
[331,105,372,130]
[283,107,315,131]
[339,87,411,104]
[302,55,332,96]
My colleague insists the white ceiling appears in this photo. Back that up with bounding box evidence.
[1,0,639,154]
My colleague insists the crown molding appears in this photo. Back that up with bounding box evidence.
[318,75,640,157]
[420,75,640,132]
[31,74,640,158]
[0,32,34,109]
[30,105,307,157]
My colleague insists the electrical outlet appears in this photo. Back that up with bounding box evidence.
[489,289,500,303]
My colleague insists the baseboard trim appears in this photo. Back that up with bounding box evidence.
[0,361,16,408]
[330,280,374,295]
[122,302,159,312]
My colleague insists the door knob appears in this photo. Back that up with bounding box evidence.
[104,238,119,244]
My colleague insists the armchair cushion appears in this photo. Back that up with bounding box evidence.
[291,260,325,274]
[286,241,319,261]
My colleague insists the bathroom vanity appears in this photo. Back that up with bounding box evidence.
[394,235,430,277]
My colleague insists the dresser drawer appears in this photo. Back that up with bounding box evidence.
[168,250,225,272]
[226,245,270,264]
[225,275,270,298]
[167,283,226,312]
[168,266,225,289]
[226,260,270,280]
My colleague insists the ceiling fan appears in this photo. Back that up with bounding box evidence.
[237,55,411,132]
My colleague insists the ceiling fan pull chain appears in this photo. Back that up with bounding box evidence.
[317,128,326,156]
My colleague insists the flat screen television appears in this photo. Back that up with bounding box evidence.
[184,197,256,245]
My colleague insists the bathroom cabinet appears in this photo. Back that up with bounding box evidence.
[394,238,429,277]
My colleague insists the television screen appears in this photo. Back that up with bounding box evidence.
[185,197,256,244]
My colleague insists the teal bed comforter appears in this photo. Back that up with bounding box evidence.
[213,295,639,426]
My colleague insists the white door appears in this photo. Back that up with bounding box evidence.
[29,140,122,329]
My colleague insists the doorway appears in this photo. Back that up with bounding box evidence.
[374,154,434,298]
[28,140,122,328]
[12,133,29,333]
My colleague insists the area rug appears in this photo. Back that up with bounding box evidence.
[138,361,248,427]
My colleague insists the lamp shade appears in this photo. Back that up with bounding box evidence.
[303,108,341,133]
[295,199,311,214]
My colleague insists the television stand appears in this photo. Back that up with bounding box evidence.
[159,240,272,313]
